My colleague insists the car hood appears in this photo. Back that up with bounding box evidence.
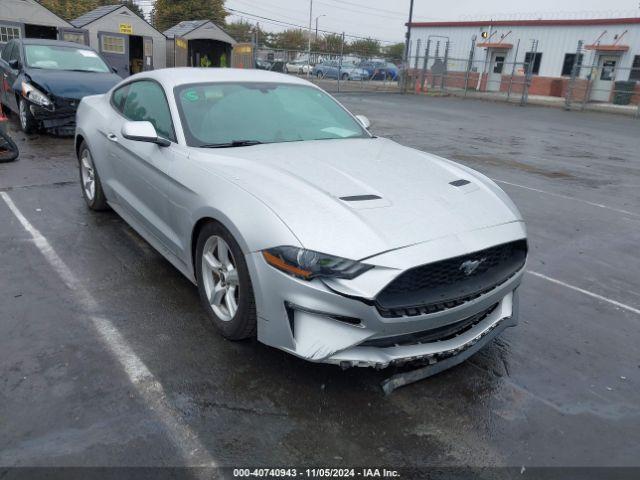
[24,68,121,100]
[193,137,523,260]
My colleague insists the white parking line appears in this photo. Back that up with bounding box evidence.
[495,179,640,218]
[527,270,640,316]
[0,191,216,466]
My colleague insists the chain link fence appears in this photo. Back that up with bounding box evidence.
[248,37,639,118]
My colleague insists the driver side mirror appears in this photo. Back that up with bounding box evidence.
[121,121,170,147]
[8,59,20,70]
[355,115,371,130]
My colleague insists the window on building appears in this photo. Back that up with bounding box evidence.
[0,25,21,44]
[524,52,542,75]
[101,35,125,54]
[62,32,86,45]
[630,55,640,82]
[562,53,583,76]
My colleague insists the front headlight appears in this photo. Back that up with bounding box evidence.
[262,246,373,280]
[22,82,53,109]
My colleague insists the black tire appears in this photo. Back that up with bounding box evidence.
[0,129,19,163]
[78,141,109,211]
[342,73,349,80]
[195,222,257,340]
[18,98,38,134]
[316,71,323,78]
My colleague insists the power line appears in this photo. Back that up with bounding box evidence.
[225,7,400,43]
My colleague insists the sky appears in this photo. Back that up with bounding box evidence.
[223,0,640,44]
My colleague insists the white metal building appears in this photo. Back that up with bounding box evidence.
[72,4,166,77]
[408,17,640,102]
[0,0,88,45]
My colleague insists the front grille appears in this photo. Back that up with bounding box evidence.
[362,303,498,348]
[376,240,527,318]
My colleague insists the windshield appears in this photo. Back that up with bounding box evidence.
[175,82,369,147]
[25,45,110,73]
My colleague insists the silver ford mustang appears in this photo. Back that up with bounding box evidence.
[75,68,527,371]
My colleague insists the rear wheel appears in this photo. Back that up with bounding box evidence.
[19,98,38,134]
[342,73,349,80]
[196,222,257,340]
[78,141,108,211]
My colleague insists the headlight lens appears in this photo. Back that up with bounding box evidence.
[22,82,53,108]
[262,246,373,280]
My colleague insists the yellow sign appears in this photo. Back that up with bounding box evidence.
[119,23,133,34]
[176,38,187,50]
[481,31,489,39]
[234,44,253,55]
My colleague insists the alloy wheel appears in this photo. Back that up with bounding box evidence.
[201,235,240,322]
[19,101,28,131]
[80,149,96,201]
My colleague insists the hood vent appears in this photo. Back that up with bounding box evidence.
[450,179,471,187]
[340,195,382,202]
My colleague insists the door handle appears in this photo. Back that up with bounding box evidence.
[107,133,118,142]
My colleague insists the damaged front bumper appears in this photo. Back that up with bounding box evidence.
[248,222,526,371]
[28,100,77,134]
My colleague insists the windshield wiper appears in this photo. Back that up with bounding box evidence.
[200,140,264,148]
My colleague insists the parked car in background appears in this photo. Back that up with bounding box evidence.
[75,68,527,373]
[359,60,400,81]
[255,59,272,70]
[312,61,368,80]
[268,61,286,73]
[0,39,121,135]
[284,60,311,75]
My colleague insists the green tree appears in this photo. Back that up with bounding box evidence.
[347,38,381,58]
[152,0,227,33]
[271,29,307,51]
[224,20,269,45]
[40,0,144,21]
[385,42,405,62]
[321,33,344,54]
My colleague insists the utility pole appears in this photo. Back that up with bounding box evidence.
[315,15,326,41]
[307,0,313,77]
[402,0,415,93]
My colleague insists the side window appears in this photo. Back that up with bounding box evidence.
[111,84,130,113]
[8,42,21,66]
[120,80,176,142]
[1,41,13,62]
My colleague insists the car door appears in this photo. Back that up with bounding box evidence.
[0,41,14,108]
[106,79,183,255]
[3,42,22,113]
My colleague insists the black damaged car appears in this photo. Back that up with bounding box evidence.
[0,39,121,135]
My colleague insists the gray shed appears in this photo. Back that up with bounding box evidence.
[72,5,166,77]
[164,20,236,68]
[0,0,88,45]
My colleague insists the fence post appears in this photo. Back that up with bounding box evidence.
[431,41,440,88]
[520,39,538,106]
[582,52,599,111]
[463,36,476,97]
[565,40,583,110]
[441,40,449,92]
[414,39,422,70]
[337,32,344,93]
[420,39,431,93]
[507,38,520,101]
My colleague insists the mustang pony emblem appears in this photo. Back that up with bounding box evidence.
[459,258,486,276]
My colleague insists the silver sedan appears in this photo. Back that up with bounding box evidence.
[75,68,527,371]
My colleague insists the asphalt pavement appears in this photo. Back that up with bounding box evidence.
[1,94,639,471]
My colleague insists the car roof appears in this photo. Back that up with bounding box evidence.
[17,39,94,50]
[126,68,316,90]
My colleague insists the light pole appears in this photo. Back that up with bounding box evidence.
[315,14,326,41]
[402,0,415,92]
[307,0,313,77]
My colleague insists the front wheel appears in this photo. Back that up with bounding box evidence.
[341,73,349,80]
[19,98,38,134]
[78,141,108,211]
[196,222,257,340]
